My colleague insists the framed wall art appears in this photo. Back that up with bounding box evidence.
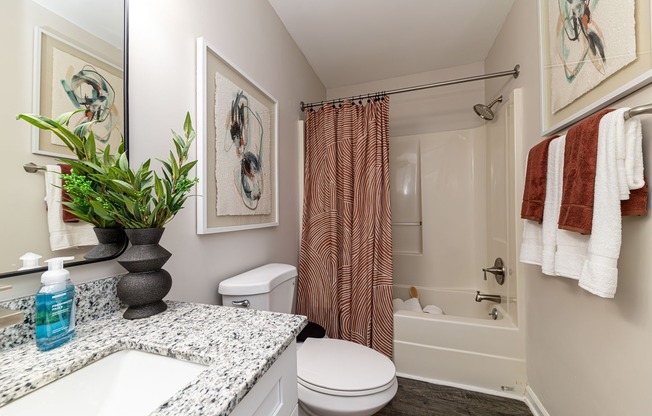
[539,0,652,135]
[196,37,279,234]
[33,28,124,158]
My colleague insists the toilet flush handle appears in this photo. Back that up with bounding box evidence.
[232,299,250,308]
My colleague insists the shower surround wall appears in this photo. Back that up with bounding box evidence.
[391,128,489,291]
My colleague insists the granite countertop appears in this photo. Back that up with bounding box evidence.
[0,301,307,415]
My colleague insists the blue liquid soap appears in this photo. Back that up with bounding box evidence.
[35,257,76,351]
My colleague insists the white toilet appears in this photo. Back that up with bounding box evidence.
[219,263,397,416]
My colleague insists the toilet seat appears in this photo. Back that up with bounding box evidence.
[297,338,396,397]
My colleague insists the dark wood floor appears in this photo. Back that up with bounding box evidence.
[376,377,533,416]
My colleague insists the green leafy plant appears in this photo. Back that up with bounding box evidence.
[94,112,199,229]
[16,111,122,228]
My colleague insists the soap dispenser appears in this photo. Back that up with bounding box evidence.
[35,256,76,351]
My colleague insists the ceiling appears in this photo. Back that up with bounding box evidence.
[33,0,124,48]
[268,0,515,89]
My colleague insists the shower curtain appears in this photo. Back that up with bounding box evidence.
[297,97,394,358]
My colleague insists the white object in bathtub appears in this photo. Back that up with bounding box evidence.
[423,305,444,315]
[393,297,423,312]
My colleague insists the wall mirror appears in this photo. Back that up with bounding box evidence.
[0,0,128,278]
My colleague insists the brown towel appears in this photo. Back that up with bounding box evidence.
[558,109,647,234]
[521,136,557,223]
[558,109,613,234]
[58,164,79,223]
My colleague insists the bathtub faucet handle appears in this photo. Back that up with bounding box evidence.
[482,258,505,285]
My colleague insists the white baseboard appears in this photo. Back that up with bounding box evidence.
[524,386,550,416]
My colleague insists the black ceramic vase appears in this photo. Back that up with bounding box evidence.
[84,227,127,260]
[117,228,172,320]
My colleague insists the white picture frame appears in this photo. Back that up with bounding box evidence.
[196,37,279,234]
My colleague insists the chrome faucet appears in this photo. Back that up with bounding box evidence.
[0,286,24,329]
[475,291,501,303]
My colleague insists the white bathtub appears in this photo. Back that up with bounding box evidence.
[392,286,526,396]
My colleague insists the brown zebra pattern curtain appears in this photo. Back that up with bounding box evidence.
[297,96,394,358]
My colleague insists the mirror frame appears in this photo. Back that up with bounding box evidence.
[0,0,130,279]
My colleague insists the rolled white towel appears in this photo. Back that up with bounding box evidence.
[403,297,422,312]
[423,305,444,315]
[393,298,405,312]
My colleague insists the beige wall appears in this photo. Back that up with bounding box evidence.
[486,1,652,415]
[1,0,325,302]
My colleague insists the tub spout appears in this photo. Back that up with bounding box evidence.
[475,291,501,303]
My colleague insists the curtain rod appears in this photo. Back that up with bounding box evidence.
[300,64,520,111]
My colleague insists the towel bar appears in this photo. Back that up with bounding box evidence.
[624,104,652,120]
[23,162,46,173]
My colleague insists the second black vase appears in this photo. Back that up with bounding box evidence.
[84,227,127,260]
[117,228,172,320]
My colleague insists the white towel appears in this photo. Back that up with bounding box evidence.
[538,133,589,280]
[45,166,98,251]
[541,136,565,275]
[403,297,423,312]
[392,298,404,312]
[624,111,645,191]
[579,109,641,297]
[542,134,589,279]
[519,220,543,265]
[554,229,588,279]
[614,107,645,199]
[423,305,444,315]
[615,109,630,199]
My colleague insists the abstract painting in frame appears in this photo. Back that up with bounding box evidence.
[196,37,279,234]
[33,28,124,158]
[539,0,652,135]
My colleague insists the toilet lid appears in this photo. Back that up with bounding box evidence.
[297,338,395,395]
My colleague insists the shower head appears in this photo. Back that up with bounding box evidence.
[473,96,503,121]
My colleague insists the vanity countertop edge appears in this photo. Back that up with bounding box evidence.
[0,301,307,415]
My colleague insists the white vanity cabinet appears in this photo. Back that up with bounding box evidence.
[230,341,298,416]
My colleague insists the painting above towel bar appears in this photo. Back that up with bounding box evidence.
[624,104,652,120]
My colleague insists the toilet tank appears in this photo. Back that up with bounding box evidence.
[218,264,297,314]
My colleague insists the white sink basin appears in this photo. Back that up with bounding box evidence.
[0,349,207,416]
